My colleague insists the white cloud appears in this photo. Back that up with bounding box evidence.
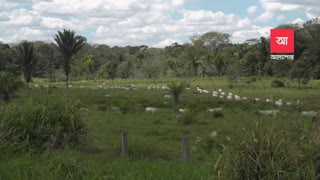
[8,27,53,42]
[237,18,252,28]
[258,0,320,18]
[291,18,304,25]
[40,17,82,30]
[181,10,237,25]
[277,15,285,21]
[153,39,182,48]
[231,26,272,43]
[247,5,258,15]
[306,7,320,19]
[5,9,40,26]
[254,11,274,22]
[0,0,319,46]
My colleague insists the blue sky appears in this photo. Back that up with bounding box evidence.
[0,0,318,47]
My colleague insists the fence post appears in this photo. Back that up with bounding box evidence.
[181,137,188,162]
[121,130,128,156]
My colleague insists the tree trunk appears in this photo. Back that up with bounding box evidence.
[65,57,71,88]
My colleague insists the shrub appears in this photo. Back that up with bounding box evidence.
[251,77,257,82]
[0,97,87,154]
[117,99,134,115]
[0,72,25,104]
[224,121,320,179]
[179,109,198,125]
[96,104,108,111]
[271,79,285,87]
[212,111,224,118]
[226,122,291,179]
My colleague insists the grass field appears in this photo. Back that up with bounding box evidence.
[1,76,320,179]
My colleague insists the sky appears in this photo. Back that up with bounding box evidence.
[0,0,318,47]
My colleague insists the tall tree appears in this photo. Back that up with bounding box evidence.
[291,60,312,88]
[191,31,231,53]
[14,41,37,88]
[53,29,86,87]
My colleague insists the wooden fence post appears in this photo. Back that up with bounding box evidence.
[121,130,128,156]
[181,137,188,162]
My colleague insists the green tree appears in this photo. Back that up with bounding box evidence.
[291,60,311,88]
[82,55,95,80]
[272,60,292,79]
[34,41,61,81]
[53,29,86,87]
[0,72,24,103]
[14,41,37,87]
[167,81,188,110]
[226,59,241,88]
[191,31,230,53]
[212,52,226,76]
[0,43,19,74]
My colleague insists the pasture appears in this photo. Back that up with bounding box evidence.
[1,77,320,179]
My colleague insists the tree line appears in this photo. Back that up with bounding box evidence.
[1,18,320,87]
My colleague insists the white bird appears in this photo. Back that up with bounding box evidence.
[146,107,158,113]
[297,100,302,105]
[218,89,222,92]
[259,110,279,116]
[286,102,292,106]
[213,91,217,94]
[242,97,248,100]
[254,98,260,102]
[208,108,223,112]
[234,95,241,100]
[219,95,224,99]
[202,90,209,94]
[179,108,187,113]
[221,92,225,96]
[227,95,233,100]
[212,93,218,97]
[266,99,272,103]
[301,111,316,117]
[164,94,172,98]
[275,99,283,107]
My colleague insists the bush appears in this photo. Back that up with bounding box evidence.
[212,111,224,118]
[0,97,87,154]
[117,99,134,115]
[0,72,25,103]
[271,79,285,87]
[178,109,198,125]
[226,122,291,179]
[225,121,319,179]
[96,104,108,111]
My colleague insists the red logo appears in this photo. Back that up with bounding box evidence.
[270,29,294,53]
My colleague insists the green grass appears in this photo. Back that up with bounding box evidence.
[1,76,319,179]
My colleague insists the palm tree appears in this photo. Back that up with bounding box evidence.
[53,29,86,87]
[14,41,37,88]
[0,72,25,104]
[167,81,188,109]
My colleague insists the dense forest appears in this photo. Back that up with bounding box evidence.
[1,18,320,85]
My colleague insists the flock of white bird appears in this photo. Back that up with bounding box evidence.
[33,83,317,117]
[147,86,317,118]
[209,88,302,107]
